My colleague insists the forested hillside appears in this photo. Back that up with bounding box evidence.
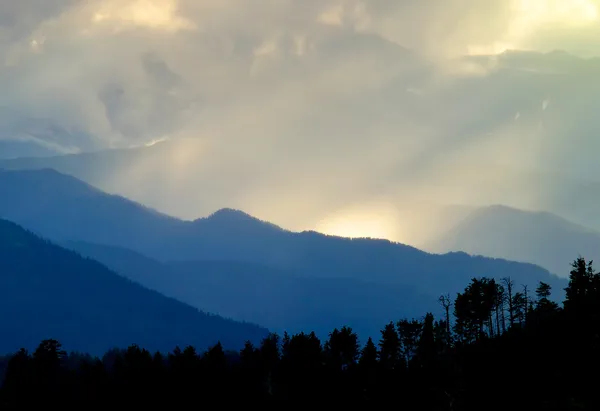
[1,257,596,409]
[0,218,267,355]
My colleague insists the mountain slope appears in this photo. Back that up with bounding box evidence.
[0,218,267,355]
[62,240,435,339]
[427,205,600,276]
[0,168,182,251]
[0,169,567,323]
[64,240,568,340]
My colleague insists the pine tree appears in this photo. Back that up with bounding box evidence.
[416,313,436,368]
[398,318,423,363]
[359,337,378,369]
[325,327,359,371]
[378,322,401,369]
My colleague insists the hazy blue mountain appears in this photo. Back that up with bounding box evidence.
[0,168,567,340]
[63,240,569,340]
[0,143,161,185]
[426,205,600,277]
[0,218,267,355]
[3,130,600,233]
[0,169,564,286]
[0,168,183,252]
[62,240,435,340]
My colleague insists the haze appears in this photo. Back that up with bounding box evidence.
[1,0,599,247]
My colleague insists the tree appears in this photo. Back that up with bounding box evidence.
[415,313,436,369]
[31,339,68,405]
[565,257,595,313]
[483,279,498,337]
[439,294,452,336]
[433,320,450,348]
[378,322,401,369]
[536,282,552,301]
[523,284,530,325]
[454,278,497,342]
[259,333,280,397]
[358,337,379,402]
[2,348,32,404]
[33,339,66,371]
[237,341,263,403]
[502,277,515,327]
[325,327,359,371]
[359,337,378,369]
[240,341,258,366]
[281,332,323,402]
[281,332,291,357]
[260,333,280,371]
[494,283,505,335]
[398,318,423,364]
[203,342,226,370]
[285,332,322,369]
[512,292,527,326]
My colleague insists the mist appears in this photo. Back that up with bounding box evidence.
[1,0,599,246]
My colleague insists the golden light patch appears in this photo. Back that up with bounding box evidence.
[315,202,400,241]
[467,0,598,55]
[91,0,194,32]
[317,4,344,26]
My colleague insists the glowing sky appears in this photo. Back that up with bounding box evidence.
[0,0,599,243]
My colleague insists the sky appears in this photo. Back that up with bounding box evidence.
[1,0,599,245]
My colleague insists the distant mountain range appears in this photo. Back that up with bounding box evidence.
[0,218,267,355]
[2,140,600,236]
[426,205,600,277]
[60,240,434,339]
[0,168,567,340]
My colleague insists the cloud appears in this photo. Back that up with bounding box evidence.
[0,0,599,243]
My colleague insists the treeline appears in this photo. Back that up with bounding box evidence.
[1,257,599,409]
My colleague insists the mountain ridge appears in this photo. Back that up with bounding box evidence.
[0,218,268,355]
[427,204,600,275]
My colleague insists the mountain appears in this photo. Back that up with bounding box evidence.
[0,144,160,186]
[61,240,435,339]
[63,239,569,340]
[0,168,564,279]
[0,168,183,252]
[0,218,267,355]
[426,205,600,276]
[4,144,600,234]
[0,169,567,336]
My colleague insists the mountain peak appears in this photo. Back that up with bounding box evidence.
[194,208,286,233]
[209,208,254,220]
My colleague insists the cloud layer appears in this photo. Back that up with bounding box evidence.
[1,0,599,243]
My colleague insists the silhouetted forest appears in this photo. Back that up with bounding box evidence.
[1,257,598,409]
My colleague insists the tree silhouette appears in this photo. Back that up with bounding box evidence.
[325,327,359,371]
[565,257,596,313]
[502,277,515,327]
[32,339,67,404]
[359,337,378,369]
[378,322,401,369]
[2,256,599,409]
[397,318,423,364]
[439,294,452,335]
[415,313,436,369]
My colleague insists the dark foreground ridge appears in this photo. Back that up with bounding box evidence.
[0,257,597,410]
[0,218,268,355]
